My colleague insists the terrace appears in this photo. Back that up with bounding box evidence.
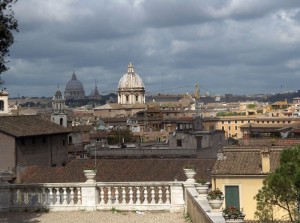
[0,168,230,223]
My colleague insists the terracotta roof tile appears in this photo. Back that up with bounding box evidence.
[0,115,70,137]
[212,147,282,175]
[21,158,216,183]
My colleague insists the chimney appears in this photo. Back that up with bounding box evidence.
[217,149,225,160]
[261,148,270,173]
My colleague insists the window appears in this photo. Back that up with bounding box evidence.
[225,186,240,209]
[222,126,224,130]
[235,126,238,130]
[177,139,182,147]
[135,95,138,101]
[68,136,72,143]
[235,121,237,124]
[60,118,63,126]
[0,100,4,111]
[228,126,231,131]
[126,95,129,102]
[228,121,231,124]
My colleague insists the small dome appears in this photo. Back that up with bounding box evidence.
[118,62,145,89]
[55,89,62,98]
[65,72,85,91]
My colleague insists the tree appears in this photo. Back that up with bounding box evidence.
[0,0,18,84]
[254,146,300,222]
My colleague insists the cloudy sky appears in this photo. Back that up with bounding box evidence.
[3,0,300,97]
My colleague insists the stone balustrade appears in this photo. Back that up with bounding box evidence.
[0,181,185,213]
[0,172,239,223]
[8,183,83,211]
[96,182,172,211]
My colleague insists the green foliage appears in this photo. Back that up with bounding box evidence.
[111,207,121,213]
[207,188,223,199]
[247,104,257,109]
[0,0,18,79]
[107,129,136,145]
[216,111,246,116]
[183,213,192,223]
[183,164,196,170]
[223,206,244,219]
[196,178,207,185]
[254,146,300,222]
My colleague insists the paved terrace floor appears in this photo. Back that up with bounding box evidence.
[0,211,187,223]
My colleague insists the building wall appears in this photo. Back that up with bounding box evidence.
[204,116,300,139]
[16,134,68,168]
[0,133,15,171]
[51,114,67,127]
[213,176,288,221]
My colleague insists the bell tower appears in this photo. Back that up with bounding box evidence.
[0,89,9,115]
[51,86,67,127]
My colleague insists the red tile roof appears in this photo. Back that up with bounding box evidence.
[21,158,216,183]
[0,115,70,137]
[211,147,282,175]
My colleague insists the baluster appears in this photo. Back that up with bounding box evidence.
[24,189,29,207]
[121,187,126,204]
[77,187,82,204]
[114,187,119,204]
[165,186,170,204]
[158,186,163,204]
[55,188,60,205]
[143,187,148,204]
[69,188,74,205]
[62,187,68,205]
[150,187,155,204]
[40,188,45,206]
[128,187,133,204]
[108,187,112,204]
[136,187,141,204]
[99,187,104,204]
[49,188,53,205]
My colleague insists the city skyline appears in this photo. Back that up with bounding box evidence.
[2,0,300,97]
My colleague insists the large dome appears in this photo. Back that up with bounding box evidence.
[118,62,145,89]
[64,72,85,100]
[65,72,84,91]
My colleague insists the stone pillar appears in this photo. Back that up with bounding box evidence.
[81,183,97,211]
[169,181,185,213]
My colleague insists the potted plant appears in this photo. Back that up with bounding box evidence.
[223,206,245,222]
[183,165,196,182]
[207,188,224,210]
[195,179,210,195]
[83,165,97,183]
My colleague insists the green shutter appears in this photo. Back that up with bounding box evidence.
[225,186,240,209]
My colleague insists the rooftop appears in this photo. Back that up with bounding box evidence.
[0,115,70,137]
[21,158,216,183]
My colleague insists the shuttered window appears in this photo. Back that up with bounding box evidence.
[225,186,240,209]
